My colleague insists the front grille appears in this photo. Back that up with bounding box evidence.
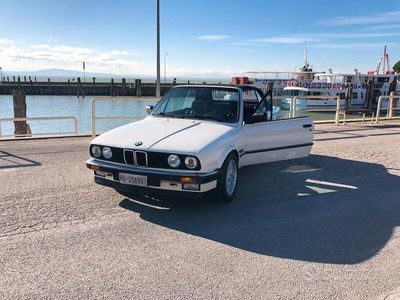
[123,150,147,167]
[136,151,148,167]
[124,150,135,165]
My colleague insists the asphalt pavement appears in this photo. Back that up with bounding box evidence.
[1,122,400,299]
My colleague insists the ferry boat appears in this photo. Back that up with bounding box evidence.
[280,46,399,110]
[232,42,318,96]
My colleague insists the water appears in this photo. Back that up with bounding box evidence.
[0,95,158,136]
[0,95,367,137]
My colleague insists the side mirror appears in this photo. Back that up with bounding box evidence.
[146,105,154,114]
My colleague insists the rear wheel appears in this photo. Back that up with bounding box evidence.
[213,153,238,203]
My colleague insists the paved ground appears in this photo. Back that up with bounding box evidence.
[1,122,400,299]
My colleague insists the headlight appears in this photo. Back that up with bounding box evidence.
[92,145,101,157]
[167,154,180,168]
[102,147,112,159]
[184,156,198,169]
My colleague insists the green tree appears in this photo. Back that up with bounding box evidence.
[394,60,400,73]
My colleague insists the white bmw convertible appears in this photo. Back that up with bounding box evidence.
[86,85,314,202]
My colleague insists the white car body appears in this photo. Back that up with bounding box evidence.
[87,85,314,200]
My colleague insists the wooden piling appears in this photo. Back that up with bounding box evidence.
[135,79,142,97]
[12,90,28,136]
[110,78,114,97]
[77,77,82,97]
[48,78,51,95]
[344,87,353,110]
[365,79,374,109]
[122,78,126,96]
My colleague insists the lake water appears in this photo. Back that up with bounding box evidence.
[0,95,355,137]
[0,95,158,136]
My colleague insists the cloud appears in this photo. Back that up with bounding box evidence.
[196,35,231,41]
[0,38,13,45]
[312,32,398,39]
[313,43,394,49]
[249,37,310,44]
[247,32,398,45]
[323,10,400,26]
[0,39,148,74]
[357,24,400,31]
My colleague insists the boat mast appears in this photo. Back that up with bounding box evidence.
[381,45,392,74]
[304,41,309,69]
[376,57,382,74]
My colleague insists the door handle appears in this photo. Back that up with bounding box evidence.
[303,124,312,128]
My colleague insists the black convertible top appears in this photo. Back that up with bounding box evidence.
[173,84,266,98]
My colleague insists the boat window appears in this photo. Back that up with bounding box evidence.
[352,92,358,99]
[345,76,353,83]
[377,77,389,83]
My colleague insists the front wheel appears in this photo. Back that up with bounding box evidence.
[213,153,238,203]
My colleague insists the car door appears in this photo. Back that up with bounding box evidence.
[241,97,314,167]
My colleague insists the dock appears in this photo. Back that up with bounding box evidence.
[1,121,400,299]
[0,77,177,97]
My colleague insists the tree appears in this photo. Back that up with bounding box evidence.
[394,60,400,73]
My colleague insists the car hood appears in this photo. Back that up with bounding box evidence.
[92,116,235,154]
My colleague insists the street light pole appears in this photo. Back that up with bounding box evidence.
[156,0,161,98]
[164,52,168,85]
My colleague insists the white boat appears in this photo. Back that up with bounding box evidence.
[281,46,399,110]
[234,42,318,96]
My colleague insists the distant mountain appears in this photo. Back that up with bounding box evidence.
[1,68,230,82]
[4,68,125,78]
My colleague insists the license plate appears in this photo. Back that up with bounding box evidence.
[119,173,147,187]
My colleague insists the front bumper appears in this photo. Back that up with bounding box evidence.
[86,158,218,198]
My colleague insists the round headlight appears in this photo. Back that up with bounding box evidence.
[167,154,180,168]
[92,145,101,157]
[102,147,113,159]
[185,156,198,169]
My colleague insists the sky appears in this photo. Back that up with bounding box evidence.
[0,0,399,78]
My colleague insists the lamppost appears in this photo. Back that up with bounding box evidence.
[156,0,161,98]
[0,67,2,84]
[164,52,168,85]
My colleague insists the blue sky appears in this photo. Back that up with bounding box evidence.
[0,0,399,78]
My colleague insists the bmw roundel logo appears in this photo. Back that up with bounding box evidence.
[135,141,143,146]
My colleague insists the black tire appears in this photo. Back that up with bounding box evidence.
[212,153,239,203]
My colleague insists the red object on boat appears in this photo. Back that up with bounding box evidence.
[231,77,240,84]
[231,77,250,84]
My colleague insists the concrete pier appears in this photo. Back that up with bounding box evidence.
[1,121,400,299]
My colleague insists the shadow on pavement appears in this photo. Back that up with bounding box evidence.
[119,154,400,265]
[0,151,41,170]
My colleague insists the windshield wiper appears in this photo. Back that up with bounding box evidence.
[153,112,177,118]
[182,115,220,121]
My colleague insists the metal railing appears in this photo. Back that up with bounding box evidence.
[375,95,400,124]
[91,96,157,139]
[291,95,341,124]
[0,116,78,139]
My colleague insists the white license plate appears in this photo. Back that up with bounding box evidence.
[119,173,147,187]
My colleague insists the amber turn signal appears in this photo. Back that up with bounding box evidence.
[180,177,195,184]
[90,165,101,171]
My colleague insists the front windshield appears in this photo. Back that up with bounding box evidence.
[151,87,240,123]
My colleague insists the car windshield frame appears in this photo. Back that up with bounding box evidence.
[151,86,241,124]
